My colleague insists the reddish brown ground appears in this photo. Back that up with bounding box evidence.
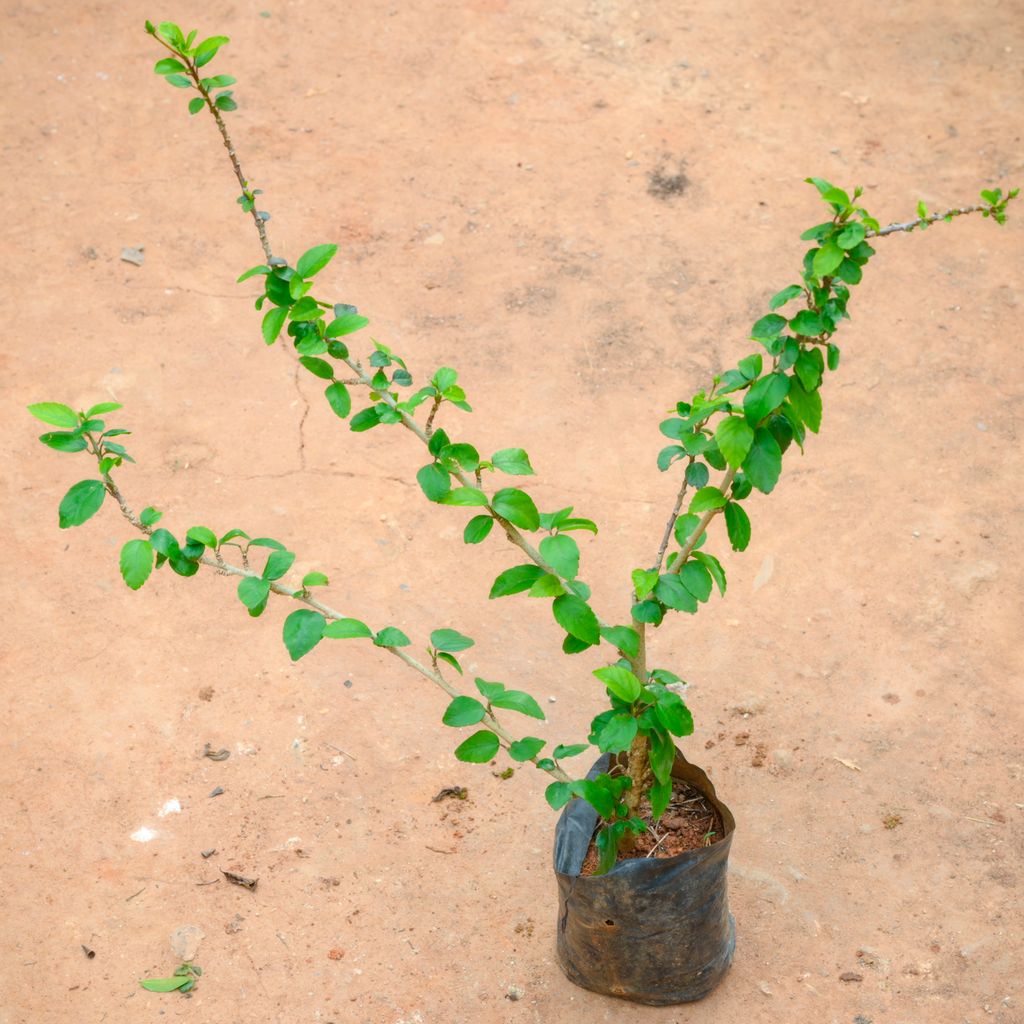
[2,2,1023,1023]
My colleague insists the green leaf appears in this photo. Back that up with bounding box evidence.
[28,402,79,428]
[140,506,162,527]
[86,401,123,418]
[323,617,373,639]
[261,548,295,581]
[751,313,787,340]
[559,516,598,534]
[249,536,285,550]
[442,696,486,726]
[58,479,105,529]
[416,463,451,502]
[283,609,326,661]
[594,713,638,754]
[551,744,587,762]
[194,34,229,65]
[685,462,710,488]
[140,976,191,992]
[489,564,545,597]
[463,514,493,544]
[715,416,754,468]
[552,594,599,645]
[789,310,824,336]
[813,240,844,278]
[164,73,192,88]
[672,512,706,551]
[238,575,271,611]
[325,313,369,337]
[454,730,500,763]
[491,448,535,475]
[374,627,411,648]
[491,488,540,530]
[119,540,154,590]
[509,737,545,761]
[438,486,488,507]
[679,560,713,602]
[188,96,205,115]
[724,501,752,551]
[769,284,803,310]
[631,599,663,625]
[298,356,333,380]
[744,372,791,425]
[296,243,338,279]
[490,689,545,719]
[237,263,269,283]
[837,222,866,249]
[631,568,659,599]
[545,781,576,810]
[737,353,763,380]
[593,665,642,703]
[599,625,640,658]
[440,443,479,472]
[437,651,463,675]
[528,573,565,597]
[289,297,324,321]
[653,690,694,738]
[38,431,87,453]
[186,526,218,549]
[787,378,822,433]
[302,571,329,588]
[688,486,728,513]
[743,427,783,494]
[154,57,186,74]
[692,551,726,595]
[539,534,580,580]
[262,306,287,346]
[650,777,672,820]
[324,381,351,419]
[430,628,474,653]
[655,573,698,613]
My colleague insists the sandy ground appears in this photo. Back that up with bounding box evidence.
[2,1,1023,1022]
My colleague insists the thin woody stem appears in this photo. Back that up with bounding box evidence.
[867,204,986,238]
[668,467,737,573]
[98,465,570,784]
[651,456,694,574]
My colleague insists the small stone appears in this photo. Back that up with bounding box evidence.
[120,246,145,266]
[506,985,524,1001]
[423,232,445,246]
[169,924,204,961]
[758,981,772,996]
[839,971,864,983]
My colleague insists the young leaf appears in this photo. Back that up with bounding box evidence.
[325,313,369,338]
[491,488,540,530]
[539,534,580,580]
[491,448,535,475]
[323,617,373,639]
[631,567,659,599]
[552,595,600,645]
[416,463,451,502]
[489,564,545,597]
[553,743,590,761]
[454,730,500,763]
[438,486,488,507]
[186,526,218,549]
[188,96,205,115]
[194,34,230,66]
[715,416,754,468]
[262,549,296,580]
[744,372,791,425]
[28,402,79,429]
[324,381,351,419]
[238,576,271,610]
[742,427,783,494]
[430,628,474,653]
[38,432,88,453]
[302,571,329,588]
[769,284,803,310]
[283,609,326,661]
[593,665,642,703]
[140,506,162,527]
[120,539,154,590]
[374,627,411,648]
[490,688,545,719]
[296,243,338,279]
[463,514,493,544]
[724,501,752,552]
[442,696,486,727]
[262,306,287,346]
[599,625,640,659]
[58,479,106,528]
[751,313,787,340]
[688,486,728,513]
[509,737,546,762]
[812,241,844,278]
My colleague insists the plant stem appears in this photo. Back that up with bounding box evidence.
[668,466,738,573]
[650,456,694,573]
[867,204,986,238]
[98,467,570,784]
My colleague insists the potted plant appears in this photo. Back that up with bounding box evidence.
[28,20,1018,1006]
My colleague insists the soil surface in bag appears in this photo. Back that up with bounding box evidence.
[580,776,725,874]
[554,751,736,1005]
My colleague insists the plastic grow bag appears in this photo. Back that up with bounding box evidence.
[553,750,736,1005]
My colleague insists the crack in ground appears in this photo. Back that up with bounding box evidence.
[293,360,310,472]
